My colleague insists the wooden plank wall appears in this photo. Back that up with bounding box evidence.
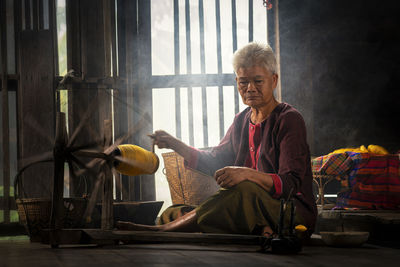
[0,0,20,225]
[17,0,56,198]
[66,0,112,197]
[65,0,155,201]
[122,0,154,201]
[4,0,155,207]
[18,30,55,198]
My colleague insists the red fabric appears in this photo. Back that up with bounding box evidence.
[245,122,283,198]
[247,122,262,169]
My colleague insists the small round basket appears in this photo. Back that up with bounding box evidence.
[16,198,87,242]
[320,231,370,247]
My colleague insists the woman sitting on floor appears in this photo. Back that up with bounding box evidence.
[117,42,317,237]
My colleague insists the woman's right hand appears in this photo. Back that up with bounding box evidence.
[150,130,193,161]
[150,130,179,150]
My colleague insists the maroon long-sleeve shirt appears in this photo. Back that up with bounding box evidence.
[186,103,317,231]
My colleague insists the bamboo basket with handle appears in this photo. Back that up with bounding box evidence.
[162,152,220,206]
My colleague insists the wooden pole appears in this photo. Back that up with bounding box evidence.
[50,112,67,247]
[101,119,113,230]
[274,0,282,102]
[1,0,11,224]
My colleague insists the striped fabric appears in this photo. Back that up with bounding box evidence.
[312,153,353,177]
[312,152,400,209]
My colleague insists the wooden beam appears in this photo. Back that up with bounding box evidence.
[1,0,11,223]
[110,0,117,77]
[136,0,154,201]
[115,0,128,201]
[66,0,111,197]
[41,229,266,247]
[103,0,112,77]
[87,229,264,246]
[151,74,236,88]
[24,0,31,30]
[124,0,138,201]
[66,0,81,73]
[101,120,113,230]
[32,0,38,30]
[50,112,67,247]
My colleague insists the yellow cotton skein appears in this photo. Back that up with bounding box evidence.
[328,144,389,155]
[367,144,389,155]
[115,144,159,176]
[295,225,307,232]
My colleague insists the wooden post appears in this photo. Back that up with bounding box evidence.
[273,0,281,102]
[114,0,128,201]
[50,112,67,247]
[66,0,111,197]
[1,0,11,223]
[101,119,113,230]
[137,0,155,201]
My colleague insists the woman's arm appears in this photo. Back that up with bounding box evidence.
[275,111,310,199]
[214,166,274,192]
[152,122,237,176]
[151,130,194,160]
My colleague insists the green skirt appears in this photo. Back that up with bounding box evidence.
[159,181,305,235]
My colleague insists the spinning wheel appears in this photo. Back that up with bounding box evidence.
[15,107,154,246]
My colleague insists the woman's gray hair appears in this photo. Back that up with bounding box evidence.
[232,42,277,74]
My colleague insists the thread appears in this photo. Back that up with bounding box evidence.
[114,144,159,176]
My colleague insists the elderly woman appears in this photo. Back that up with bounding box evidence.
[118,42,317,237]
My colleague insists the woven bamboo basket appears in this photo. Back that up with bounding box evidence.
[162,152,220,206]
[16,198,87,242]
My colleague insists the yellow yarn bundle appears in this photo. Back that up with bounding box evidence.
[115,144,159,176]
[329,144,389,155]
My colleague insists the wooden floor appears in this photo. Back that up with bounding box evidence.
[1,237,399,267]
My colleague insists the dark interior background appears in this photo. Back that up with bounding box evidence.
[278,0,400,156]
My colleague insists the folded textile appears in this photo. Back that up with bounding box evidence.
[336,152,400,209]
[312,151,400,209]
[312,152,353,178]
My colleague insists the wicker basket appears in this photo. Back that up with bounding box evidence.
[16,198,87,242]
[162,152,220,205]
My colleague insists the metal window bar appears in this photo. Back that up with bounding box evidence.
[173,0,181,140]
[185,0,194,146]
[231,0,239,114]
[198,0,208,147]
[248,0,253,42]
[154,0,267,146]
[215,0,224,140]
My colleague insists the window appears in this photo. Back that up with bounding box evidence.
[151,0,268,210]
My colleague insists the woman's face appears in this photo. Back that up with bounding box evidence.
[236,65,278,109]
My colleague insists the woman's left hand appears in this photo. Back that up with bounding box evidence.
[214,166,253,188]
